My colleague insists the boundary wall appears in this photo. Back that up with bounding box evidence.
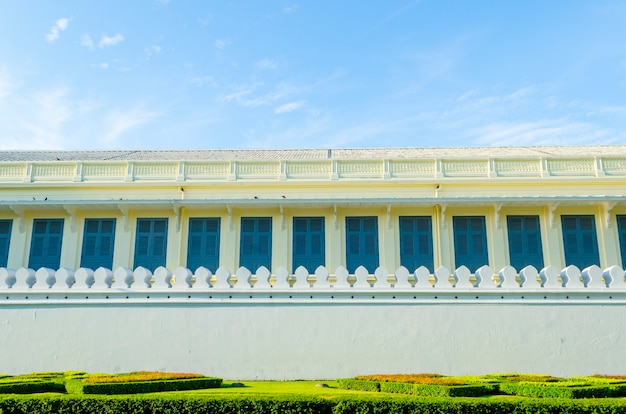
[1,264,625,379]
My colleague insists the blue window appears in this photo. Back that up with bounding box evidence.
[399,216,434,272]
[29,218,64,270]
[506,215,544,271]
[561,215,599,269]
[134,218,168,271]
[80,218,116,270]
[292,217,325,272]
[0,219,12,267]
[346,216,379,273]
[453,216,488,271]
[239,217,272,271]
[187,217,220,272]
[617,215,626,269]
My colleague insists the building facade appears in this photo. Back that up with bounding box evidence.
[0,146,625,275]
[2,146,626,379]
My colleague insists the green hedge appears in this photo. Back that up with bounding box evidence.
[0,381,65,395]
[380,381,496,397]
[0,395,334,414]
[332,396,626,414]
[500,381,626,399]
[2,395,626,414]
[65,377,223,395]
[336,378,380,392]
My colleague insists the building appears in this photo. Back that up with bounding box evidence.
[1,145,626,378]
[1,146,626,273]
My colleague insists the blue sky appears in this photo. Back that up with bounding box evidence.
[1,1,626,150]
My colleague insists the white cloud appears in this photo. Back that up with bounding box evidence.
[102,108,162,145]
[45,18,69,43]
[470,119,610,147]
[274,101,305,114]
[189,76,217,88]
[219,81,294,107]
[98,33,124,48]
[145,45,162,59]
[219,89,253,102]
[81,34,94,49]
[9,87,75,149]
[214,39,230,49]
[256,58,278,70]
[281,4,298,14]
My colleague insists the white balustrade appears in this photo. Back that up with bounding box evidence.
[333,267,350,288]
[191,267,211,289]
[213,267,232,289]
[74,268,95,289]
[453,266,472,288]
[293,266,310,289]
[255,266,272,288]
[113,267,133,288]
[1,264,625,297]
[94,267,114,289]
[433,266,451,289]
[314,266,330,288]
[153,267,172,289]
[475,265,495,289]
[173,267,194,289]
[394,266,411,288]
[414,266,432,288]
[235,266,252,289]
[498,266,518,288]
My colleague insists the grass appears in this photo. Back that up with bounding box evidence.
[162,380,381,398]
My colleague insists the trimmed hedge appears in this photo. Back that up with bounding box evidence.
[500,381,626,399]
[0,395,334,414]
[0,381,65,395]
[336,378,380,392]
[380,381,496,397]
[338,377,495,397]
[65,376,223,395]
[3,395,626,414]
[332,396,626,414]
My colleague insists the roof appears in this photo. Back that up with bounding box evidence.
[0,145,625,162]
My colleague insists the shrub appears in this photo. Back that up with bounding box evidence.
[380,381,496,397]
[83,371,203,384]
[0,395,335,414]
[0,381,65,395]
[336,378,380,392]
[499,381,626,399]
[66,376,222,395]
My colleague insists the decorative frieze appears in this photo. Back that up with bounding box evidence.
[82,163,126,179]
[31,163,75,180]
[337,160,383,177]
[185,162,230,179]
[236,161,281,177]
[494,160,541,176]
[133,162,178,179]
[442,160,488,176]
[286,161,331,178]
[602,158,626,175]
[1,156,625,183]
[389,160,435,177]
[547,159,595,176]
[0,163,27,179]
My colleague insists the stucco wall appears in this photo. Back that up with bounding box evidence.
[1,298,624,379]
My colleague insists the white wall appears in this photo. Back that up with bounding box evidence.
[0,301,623,379]
[1,263,625,379]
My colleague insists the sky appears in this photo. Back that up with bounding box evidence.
[1,1,626,150]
